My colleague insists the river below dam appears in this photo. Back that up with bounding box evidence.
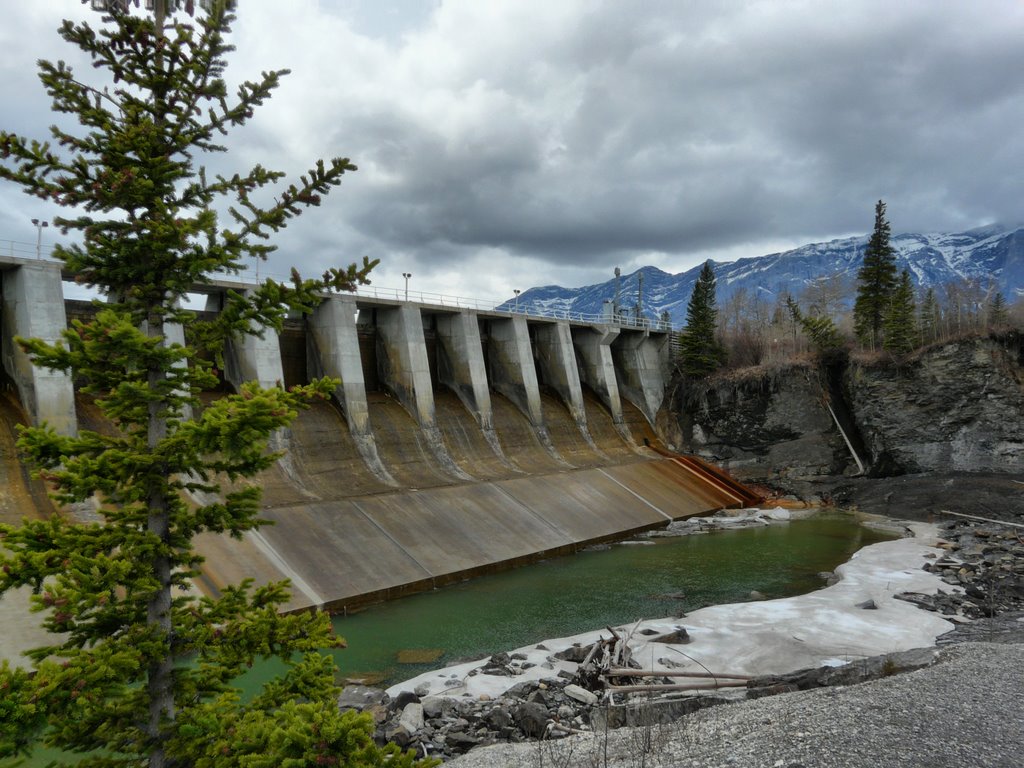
[238,513,893,692]
[20,513,893,767]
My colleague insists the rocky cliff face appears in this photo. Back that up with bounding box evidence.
[668,334,1024,487]
[667,362,851,483]
[846,338,1024,475]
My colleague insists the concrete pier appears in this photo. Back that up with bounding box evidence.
[224,291,286,391]
[487,316,543,427]
[532,320,588,434]
[308,296,370,434]
[308,296,396,486]
[612,329,668,425]
[375,304,474,481]
[572,325,624,425]
[375,304,436,427]
[0,262,76,435]
[434,310,493,431]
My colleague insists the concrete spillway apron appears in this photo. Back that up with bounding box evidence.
[195,455,753,613]
[595,468,674,522]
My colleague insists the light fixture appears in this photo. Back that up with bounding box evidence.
[31,218,49,260]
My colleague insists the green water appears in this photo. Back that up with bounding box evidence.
[17,514,889,766]
[239,514,891,690]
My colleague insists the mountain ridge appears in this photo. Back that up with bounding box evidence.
[504,225,1024,326]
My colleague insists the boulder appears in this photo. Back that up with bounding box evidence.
[399,702,424,733]
[514,701,549,737]
[553,643,592,663]
[485,705,513,730]
[650,626,691,644]
[384,723,411,749]
[444,730,481,752]
[337,685,387,713]
[392,690,420,710]
[563,684,599,706]
[421,696,446,719]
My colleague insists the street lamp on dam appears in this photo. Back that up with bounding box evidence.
[513,289,521,313]
[31,218,48,259]
[402,272,412,301]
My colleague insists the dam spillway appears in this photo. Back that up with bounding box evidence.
[0,256,758,612]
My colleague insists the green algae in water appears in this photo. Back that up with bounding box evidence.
[238,514,892,691]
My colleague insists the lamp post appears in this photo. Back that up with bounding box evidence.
[513,289,520,313]
[402,272,412,302]
[31,218,48,259]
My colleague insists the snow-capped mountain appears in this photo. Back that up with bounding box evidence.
[502,225,1024,326]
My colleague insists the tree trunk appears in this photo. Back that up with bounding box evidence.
[147,5,173,764]
[146,309,175,768]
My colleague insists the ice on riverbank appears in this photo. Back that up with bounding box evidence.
[388,521,955,701]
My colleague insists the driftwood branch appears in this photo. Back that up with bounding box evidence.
[604,680,748,694]
[605,669,751,680]
[937,509,1024,530]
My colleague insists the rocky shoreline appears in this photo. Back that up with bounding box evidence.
[441,641,1024,768]
[336,509,1024,763]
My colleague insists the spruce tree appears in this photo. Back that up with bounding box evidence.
[853,200,898,350]
[919,287,940,344]
[678,261,725,377]
[883,270,918,356]
[0,4,433,767]
[989,291,1009,328]
[785,297,843,352]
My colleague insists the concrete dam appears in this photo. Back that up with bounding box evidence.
[0,258,759,612]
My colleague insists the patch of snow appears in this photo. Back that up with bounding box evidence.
[388,524,954,701]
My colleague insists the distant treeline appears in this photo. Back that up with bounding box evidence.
[677,201,1022,374]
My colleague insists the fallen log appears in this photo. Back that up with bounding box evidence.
[603,680,748,694]
[937,509,1024,530]
[604,669,751,680]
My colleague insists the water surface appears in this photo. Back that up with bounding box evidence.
[241,514,891,689]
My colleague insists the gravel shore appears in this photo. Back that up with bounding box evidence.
[446,640,1024,768]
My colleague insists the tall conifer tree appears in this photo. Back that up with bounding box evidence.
[989,291,1009,328]
[853,200,898,350]
[678,261,725,377]
[919,287,940,344]
[0,4,432,767]
[883,270,918,356]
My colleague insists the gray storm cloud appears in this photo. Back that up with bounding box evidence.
[1,0,1021,296]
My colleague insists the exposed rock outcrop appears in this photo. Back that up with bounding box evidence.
[845,337,1024,475]
[671,334,1024,486]
[670,361,849,482]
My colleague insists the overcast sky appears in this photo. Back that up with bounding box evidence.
[1,0,1022,303]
